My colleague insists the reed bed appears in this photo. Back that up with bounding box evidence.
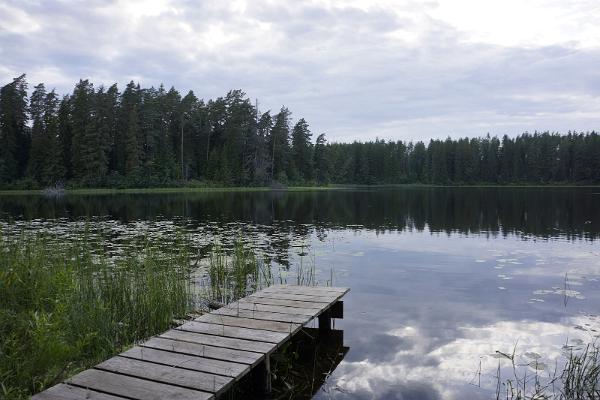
[0,231,195,399]
[203,240,322,305]
[495,342,600,399]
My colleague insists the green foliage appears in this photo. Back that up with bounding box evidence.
[1,74,600,188]
[0,231,194,399]
[0,74,29,185]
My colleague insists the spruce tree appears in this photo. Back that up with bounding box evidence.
[0,74,29,185]
[291,118,313,182]
[313,133,329,184]
[269,107,291,183]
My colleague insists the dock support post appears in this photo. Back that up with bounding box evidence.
[319,310,331,333]
[254,354,271,394]
[330,301,344,319]
[320,301,343,333]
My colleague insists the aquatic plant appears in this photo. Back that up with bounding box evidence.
[494,342,600,399]
[0,230,195,399]
[205,239,273,304]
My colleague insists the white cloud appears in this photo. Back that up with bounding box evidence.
[431,0,600,48]
[1,0,599,142]
[327,316,599,399]
[0,3,41,34]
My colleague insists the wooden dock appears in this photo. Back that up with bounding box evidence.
[32,284,349,400]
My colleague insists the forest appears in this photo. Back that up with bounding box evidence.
[1,74,599,189]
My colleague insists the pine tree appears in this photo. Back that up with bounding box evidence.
[120,81,142,176]
[268,107,291,183]
[57,96,73,180]
[70,79,95,182]
[43,89,64,184]
[313,133,329,184]
[0,74,29,185]
[27,83,47,183]
[290,118,313,182]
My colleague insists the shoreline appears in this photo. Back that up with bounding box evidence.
[1,183,600,196]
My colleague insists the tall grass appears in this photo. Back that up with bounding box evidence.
[203,240,324,305]
[206,240,273,304]
[494,342,600,399]
[0,231,195,399]
[561,343,600,399]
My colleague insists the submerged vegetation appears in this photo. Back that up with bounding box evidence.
[0,230,195,399]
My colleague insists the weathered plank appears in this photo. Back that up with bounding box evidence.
[196,313,302,333]
[265,285,349,294]
[34,285,351,400]
[146,335,267,364]
[250,291,336,303]
[32,384,127,400]
[177,321,288,344]
[233,300,320,316]
[212,307,311,324]
[121,346,249,378]
[261,286,347,299]
[67,369,211,400]
[244,295,330,309]
[95,356,232,394]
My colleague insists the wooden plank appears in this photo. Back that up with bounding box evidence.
[233,300,320,316]
[244,295,330,309]
[32,285,351,400]
[259,286,347,299]
[250,291,337,303]
[96,356,231,394]
[177,321,288,344]
[265,285,349,294]
[146,335,267,364]
[32,384,127,400]
[67,369,211,400]
[212,307,311,324]
[121,346,249,378]
[196,313,302,333]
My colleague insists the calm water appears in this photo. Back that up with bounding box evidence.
[1,187,600,399]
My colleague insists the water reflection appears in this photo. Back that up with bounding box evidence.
[1,187,599,240]
[312,231,600,399]
[1,187,599,399]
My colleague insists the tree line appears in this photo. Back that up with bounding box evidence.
[1,74,599,189]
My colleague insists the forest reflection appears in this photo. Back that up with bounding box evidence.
[1,188,598,241]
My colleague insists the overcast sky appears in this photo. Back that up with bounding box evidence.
[1,0,600,142]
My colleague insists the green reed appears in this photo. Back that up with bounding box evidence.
[561,343,600,399]
[206,240,273,304]
[204,239,327,306]
[0,231,195,399]
[494,342,600,399]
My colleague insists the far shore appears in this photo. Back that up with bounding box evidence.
[1,183,600,196]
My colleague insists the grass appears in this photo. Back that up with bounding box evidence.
[0,218,338,399]
[494,342,600,399]
[202,240,328,306]
[0,230,196,399]
[204,240,273,304]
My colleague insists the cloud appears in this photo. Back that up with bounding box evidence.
[1,0,599,141]
[323,317,597,399]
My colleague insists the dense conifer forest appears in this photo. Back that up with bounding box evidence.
[1,74,599,189]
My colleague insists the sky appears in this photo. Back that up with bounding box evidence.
[1,0,600,142]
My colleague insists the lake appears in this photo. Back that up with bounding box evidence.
[1,187,599,399]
